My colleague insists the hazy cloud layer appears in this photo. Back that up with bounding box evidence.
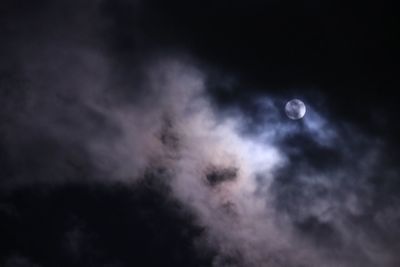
[2,53,399,266]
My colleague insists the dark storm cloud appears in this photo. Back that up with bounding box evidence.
[1,1,399,267]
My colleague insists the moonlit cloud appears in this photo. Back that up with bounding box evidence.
[2,47,398,265]
[63,57,395,267]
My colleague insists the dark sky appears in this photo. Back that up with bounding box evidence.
[1,1,399,267]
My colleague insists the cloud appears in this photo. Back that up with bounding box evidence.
[1,49,399,265]
[74,57,398,267]
[3,255,41,267]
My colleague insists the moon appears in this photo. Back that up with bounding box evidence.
[285,99,306,120]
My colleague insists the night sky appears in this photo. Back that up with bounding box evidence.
[1,1,399,267]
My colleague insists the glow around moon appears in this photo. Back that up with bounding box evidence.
[285,99,306,120]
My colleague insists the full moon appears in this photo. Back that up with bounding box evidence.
[285,99,306,120]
